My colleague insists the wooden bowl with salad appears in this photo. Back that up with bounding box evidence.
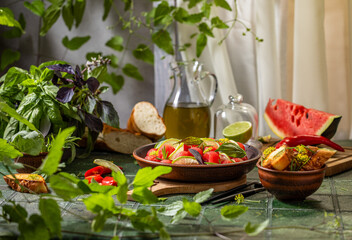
[133,137,261,182]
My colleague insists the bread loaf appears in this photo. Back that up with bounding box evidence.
[127,101,166,141]
[96,124,152,154]
[4,173,49,194]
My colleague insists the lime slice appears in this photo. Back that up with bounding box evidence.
[169,143,184,160]
[172,156,199,165]
[154,138,179,149]
[222,121,252,143]
[201,138,220,149]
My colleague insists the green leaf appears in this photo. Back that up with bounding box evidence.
[18,214,50,240]
[198,23,214,37]
[193,188,213,203]
[173,7,189,23]
[245,219,269,236]
[24,0,45,17]
[98,100,119,128]
[103,0,112,20]
[215,142,246,158]
[2,12,25,38]
[0,138,22,161]
[154,1,170,26]
[1,49,20,71]
[159,227,171,240]
[73,0,86,28]
[183,13,203,24]
[92,210,110,232]
[201,2,211,18]
[158,201,183,216]
[0,101,38,132]
[122,0,132,11]
[49,174,84,201]
[131,208,164,232]
[2,203,27,223]
[105,36,124,52]
[0,8,24,32]
[113,171,128,204]
[83,193,115,213]
[40,4,61,36]
[62,0,74,30]
[196,33,207,57]
[133,44,154,65]
[171,209,187,224]
[131,187,158,204]
[214,0,232,11]
[104,54,118,68]
[188,0,202,8]
[39,198,62,238]
[11,131,44,156]
[211,16,229,29]
[182,198,201,217]
[133,166,172,188]
[39,126,75,175]
[62,35,90,50]
[103,73,124,94]
[152,29,174,55]
[86,52,103,61]
[221,205,248,220]
[122,63,143,81]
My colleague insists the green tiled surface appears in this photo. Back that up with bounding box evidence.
[1,142,352,239]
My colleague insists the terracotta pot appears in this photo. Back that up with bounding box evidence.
[14,148,73,173]
[256,161,326,201]
[133,143,261,182]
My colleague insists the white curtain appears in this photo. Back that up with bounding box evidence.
[166,0,352,140]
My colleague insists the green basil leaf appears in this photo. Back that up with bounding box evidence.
[40,4,61,36]
[221,205,248,220]
[152,29,174,55]
[24,0,45,17]
[245,219,269,236]
[103,0,112,20]
[102,73,124,94]
[40,126,75,175]
[211,16,229,29]
[132,44,154,65]
[214,0,232,11]
[178,136,203,146]
[198,22,214,37]
[183,198,201,217]
[11,130,44,156]
[73,0,86,28]
[62,0,74,30]
[0,7,24,31]
[18,214,50,240]
[193,188,213,203]
[131,187,158,204]
[1,49,20,71]
[39,198,62,238]
[122,63,143,81]
[49,174,84,201]
[112,171,128,204]
[105,36,124,52]
[42,95,66,133]
[83,193,115,213]
[62,35,90,50]
[196,33,207,57]
[215,142,246,158]
[133,166,172,188]
[0,138,23,161]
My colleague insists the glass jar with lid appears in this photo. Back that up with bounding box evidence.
[214,94,259,144]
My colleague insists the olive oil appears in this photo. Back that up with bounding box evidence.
[163,102,211,139]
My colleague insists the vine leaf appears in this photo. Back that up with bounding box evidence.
[122,63,143,81]
[152,29,174,55]
[214,0,232,11]
[221,205,248,220]
[62,35,91,50]
[105,36,124,52]
[211,16,229,29]
[0,7,24,31]
[133,44,154,65]
[62,0,74,30]
[73,0,86,28]
[1,49,20,70]
[198,22,214,37]
[40,4,61,36]
[39,198,62,238]
[24,0,45,17]
[103,0,112,20]
[196,33,207,57]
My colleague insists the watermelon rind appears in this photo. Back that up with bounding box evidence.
[264,99,341,139]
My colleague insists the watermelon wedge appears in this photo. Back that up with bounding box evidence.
[264,99,341,139]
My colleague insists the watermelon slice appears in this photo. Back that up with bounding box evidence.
[264,99,341,139]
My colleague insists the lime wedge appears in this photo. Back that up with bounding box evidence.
[154,138,179,149]
[222,121,252,143]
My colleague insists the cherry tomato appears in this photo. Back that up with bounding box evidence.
[85,174,103,183]
[157,144,175,159]
[101,176,117,186]
[203,151,220,164]
[84,166,111,177]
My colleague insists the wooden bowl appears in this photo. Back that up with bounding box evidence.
[256,161,326,201]
[133,143,261,182]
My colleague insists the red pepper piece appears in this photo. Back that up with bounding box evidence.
[84,166,112,177]
[101,176,117,186]
[276,135,344,152]
[85,174,103,183]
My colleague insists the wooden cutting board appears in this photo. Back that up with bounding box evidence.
[127,175,246,201]
[262,142,352,176]
[325,147,352,176]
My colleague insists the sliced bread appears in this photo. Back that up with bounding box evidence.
[127,101,166,141]
[4,173,49,194]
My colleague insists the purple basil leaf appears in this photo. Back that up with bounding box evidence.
[86,77,100,93]
[61,78,73,84]
[96,100,119,128]
[46,64,75,75]
[52,74,59,86]
[84,112,104,132]
[56,87,74,103]
[74,65,84,88]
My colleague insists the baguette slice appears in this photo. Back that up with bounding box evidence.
[4,173,49,194]
[96,124,152,154]
[127,101,166,141]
